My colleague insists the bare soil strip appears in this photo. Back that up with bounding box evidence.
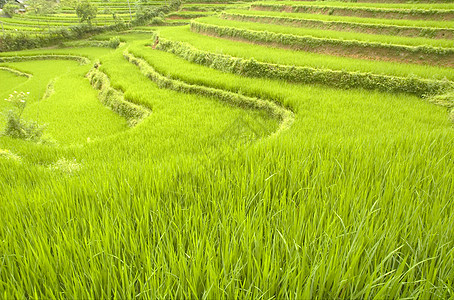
[251,4,454,21]
[221,12,454,40]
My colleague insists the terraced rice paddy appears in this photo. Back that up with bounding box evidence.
[1,0,453,298]
[0,0,166,35]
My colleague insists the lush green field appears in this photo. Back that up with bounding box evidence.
[1,0,454,298]
[254,1,454,10]
[158,26,454,80]
[195,16,454,48]
[223,8,454,28]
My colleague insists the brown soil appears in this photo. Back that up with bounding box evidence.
[251,5,454,21]
[223,14,454,40]
[195,29,454,68]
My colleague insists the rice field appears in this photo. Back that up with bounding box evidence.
[0,0,166,36]
[1,0,453,298]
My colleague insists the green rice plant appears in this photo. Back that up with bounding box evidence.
[154,33,454,97]
[1,46,453,296]
[86,64,151,126]
[123,49,293,132]
[221,10,454,39]
[1,16,454,299]
[0,66,32,78]
[256,1,454,10]
[158,26,454,81]
[0,53,130,144]
[2,91,46,141]
[211,15,454,48]
[250,2,454,21]
[191,18,454,66]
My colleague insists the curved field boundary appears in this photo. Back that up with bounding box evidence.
[250,3,454,21]
[0,55,90,65]
[190,20,454,67]
[154,35,454,97]
[0,67,32,78]
[221,11,454,40]
[123,49,294,134]
[86,67,152,127]
[429,92,454,122]
[0,54,151,127]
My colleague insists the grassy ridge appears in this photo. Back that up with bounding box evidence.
[0,57,128,144]
[221,10,454,39]
[155,34,453,97]
[86,67,152,127]
[0,69,29,92]
[123,49,293,131]
[1,39,453,297]
[224,8,454,28]
[205,16,454,48]
[1,0,454,297]
[158,26,454,81]
[251,2,454,21]
[190,18,454,67]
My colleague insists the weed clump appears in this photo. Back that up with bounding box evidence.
[2,91,46,142]
[0,149,21,162]
[49,158,82,175]
[150,17,165,26]
[107,36,121,48]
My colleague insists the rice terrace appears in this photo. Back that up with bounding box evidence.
[1,0,454,296]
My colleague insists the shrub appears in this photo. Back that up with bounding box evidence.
[2,3,19,17]
[76,0,98,25]
[2,91,46,141]
[0,148,21,162]
[150,16,164,25]
[49,158,81,175]
[107,36,120,48]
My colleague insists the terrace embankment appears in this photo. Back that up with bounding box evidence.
[221,11,454,39]
[250,3,454,21]
[154,33,454,99]
[190,21,454,67]
[123,49,294,134]
[86,66,152,127]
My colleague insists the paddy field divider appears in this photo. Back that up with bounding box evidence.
[190,20,454,67]
[250,3,454,21]
[220,11,454,39]
[86,66,152,127]
[154,35,454,97]
[123,49,294,134]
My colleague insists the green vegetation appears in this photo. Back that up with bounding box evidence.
[1,0,454,298]
[2,91,46,142]
[200,16,454,48]
[190,18,454,67]
[0,0,180,51]
[254,1,454,10]
[158,26,454,80]
[224,8,454,29]
[76,0,98,25]
[221,10,454,39]
[251,2,454,21]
